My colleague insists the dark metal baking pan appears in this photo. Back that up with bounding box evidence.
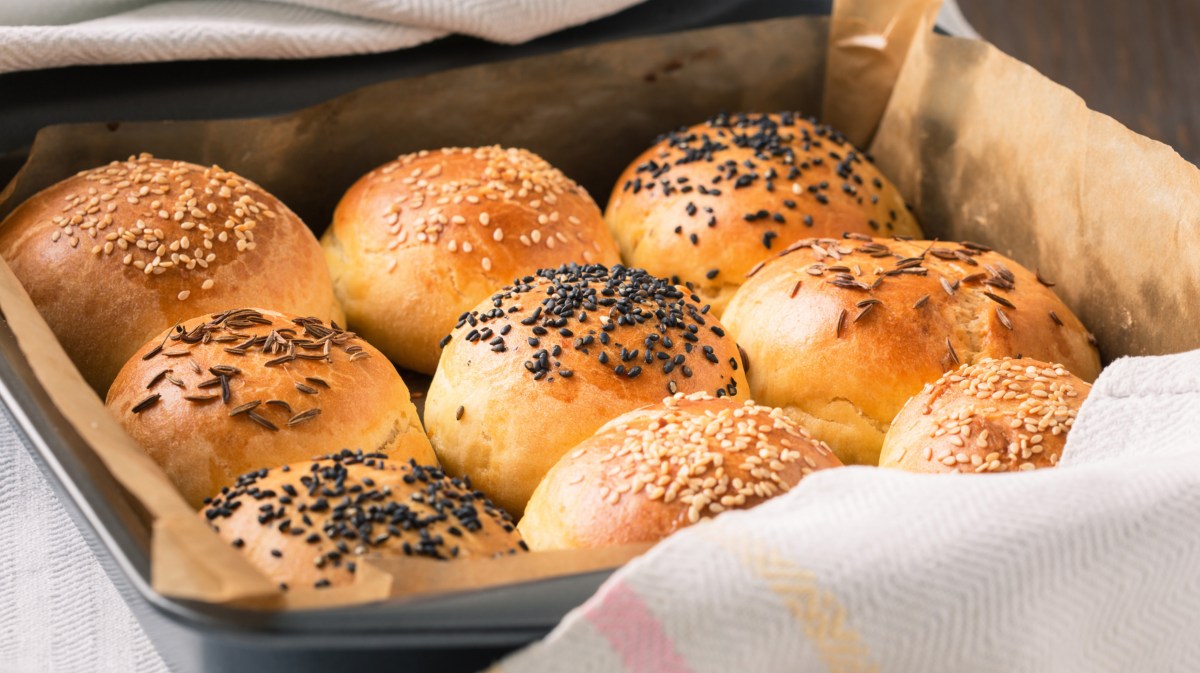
[0,2,971,672]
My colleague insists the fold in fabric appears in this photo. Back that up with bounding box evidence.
[0,0,646,73]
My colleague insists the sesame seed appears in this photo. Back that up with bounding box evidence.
[442,264,740,390]
[553,392,837,523]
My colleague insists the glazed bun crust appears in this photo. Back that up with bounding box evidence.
[722,236,1101,466]
[0,154,341,393]
[880,358,1091,473]
[518,392,842,551]
[202,451,526,591]
[605,113,922,315]
[106,308,433,507]
[323,146,621,374]
[425,264,749,517]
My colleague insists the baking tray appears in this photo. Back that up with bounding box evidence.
[0,2,970,672]
[0,0,836,184]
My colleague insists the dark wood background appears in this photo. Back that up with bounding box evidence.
[958,0,1198,165]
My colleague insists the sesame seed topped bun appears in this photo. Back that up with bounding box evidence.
[202,451,526,592]
[518,392,842,551]
[0,154,342,393]
[879,358,1091,473]
[605,113,922,315]
[322,146,622,375]
[722,235,1100,467]
[424,263,749,516]
[106,308,434,507]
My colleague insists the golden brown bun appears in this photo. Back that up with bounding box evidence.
[0,154,342,393]
[425,264,750,517]
[519,392,842,550]
[879,358,1091,473]
[107,308,434,507]
[323,146,621,374]
[605,113,922,315]
[722,236,1101,466]
[202,451,526,591]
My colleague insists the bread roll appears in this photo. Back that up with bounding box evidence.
[879,358,1091,473]
[722,236,1101,466]
[605,113,922,315]
[107,308,433,507]
[322,146,621,374]
[202,450,526,591]
[519,392,842,550]
[425,263,749,516]
[0,154,341,393]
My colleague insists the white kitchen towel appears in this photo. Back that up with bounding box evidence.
[0,0,645,73]
[496,350,1200,673]
[0,405,169,673]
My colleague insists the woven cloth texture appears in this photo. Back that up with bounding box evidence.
[0,0,643,73]
[496,350,1200,673]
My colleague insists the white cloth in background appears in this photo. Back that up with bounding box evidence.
[0,0,645,73]
[0,406,169,673]
[496,351,1200,673]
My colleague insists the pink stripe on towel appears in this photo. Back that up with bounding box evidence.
[585,580,693,673]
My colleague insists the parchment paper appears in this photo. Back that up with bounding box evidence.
[869,6,1200,359]
[0,16,830,609]
[822,0,940,147]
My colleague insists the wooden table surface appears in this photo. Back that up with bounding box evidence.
[958,0,1198,165]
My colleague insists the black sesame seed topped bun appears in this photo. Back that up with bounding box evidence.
[722,235,1100,466]
[107,307,434,507]
[424,263,749,516]
[202,450,527,591]
[605,113,922,315]
[322,146,621,375]
[0,154,342,393]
